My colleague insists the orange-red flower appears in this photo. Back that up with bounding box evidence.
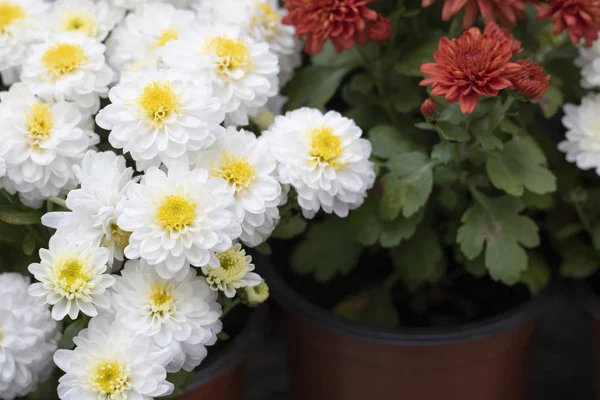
[484,22,522,55]
[422,0,525,29]
[420,28,520,114]
[537,0,600,45]
[510,59,550,99]
[282,0,380,54]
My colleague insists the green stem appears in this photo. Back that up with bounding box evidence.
[1,189,14,204]
[221,298,241,318]
[48,196,67,209]
[250,108,275,132]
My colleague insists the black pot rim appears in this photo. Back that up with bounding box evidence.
[184,305,266,390]
[572,279,600,318]
[257,253,552,346]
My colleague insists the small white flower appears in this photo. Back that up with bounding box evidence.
[112,259,222,372]
[576,41,600,89]
[195,127,282,247]
[0,0,48,73]
[118,163,242,275]
[202,243,261,298]
[162,23,279,126]
[0,273,60,400]
[54,314,174,400]
[42,151,135,269]
[559,93,600,174]
[0,83,99,208]
[105,1,196,74]
[28,234,116,320]
[97,67,225,170]
[21,32,115,116]
[46,0,125,41]
[264,108,376,218]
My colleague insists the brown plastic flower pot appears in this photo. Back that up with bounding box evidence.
[177,306,267,400]
[573,281,600,400]
[259,257,550,400]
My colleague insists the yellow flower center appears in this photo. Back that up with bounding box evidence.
[310,126,342,165]
[104,222,131,250]
[155,28,178,48]
[61,12,96,36]
[251,3,280,38]
[54,256,90,295]
[90,361,130,397]
[137,81,179,128]
[41,43,87,80]
[27,103,54,150]
[214,152,256,193]
[156,195,196,232]
[0,2,25,34]
[204,36,252,77]
[149,283,174,318]
[209,246,248,284]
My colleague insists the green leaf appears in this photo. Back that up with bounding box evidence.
[22,233,36,256]
[59,318,89,350]
[0,206,42,225]
[379,209,423,248]
[436,121,470,142]
[350,73,374,93]
[520,254,550,295]
[540,84,564,118]
[394,34,441,77]
[0,221,25,246]
[283,65,351,111]
[254,241,272,256]
[415,122,436,131]
[393,227,445,291]
[271,214,307,239]
[291,217,363,282]
[464,256,487,278]
[165,370,196,398]
[312,42,363,68]
[559,244,600,278]
[431,141,454,163]
[486,137,556,196]
[27,370,60,400]
[368,125,412,159]
[384,152,434,217]
[457,194,539,284]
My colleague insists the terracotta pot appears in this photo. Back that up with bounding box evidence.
[258,256,550,400]
[573,281,600,400]
[177,306,267,400]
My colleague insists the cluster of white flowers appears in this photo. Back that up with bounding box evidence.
[0,0,377,399]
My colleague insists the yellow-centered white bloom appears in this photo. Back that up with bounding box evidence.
[0,83,99,208]
[195,127,282,247]
[0,0,48,78]
[112,259,222,372]
[97,67,225,170]
[263,108,376,218]
[28,234,116,321]
[42,151,135,269]
[46,0,125,41]
[118,163,242,276]
[21,32,115,116]
[162,23,279,126]
[0,273,60,400]
[201,243,261,298]
[54,314,174,400]
[105,1,196,75]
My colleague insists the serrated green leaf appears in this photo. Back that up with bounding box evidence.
[0,206,42,225]
[368,125,412,159]
[486,137,556,196]
[379,209,423,248]
[437,103,463,124]
[559,244,600,278]
[464,256,487,278]
[283,65,351,111]
[312,41,363,68]
[436,121,470,142]
[291,217,362,282]
[457,194,540,285]
[473,129,503,150]
[271,214,307,239]
[384,152,434,218]
[520,254,550,295]
[540,84,564,118]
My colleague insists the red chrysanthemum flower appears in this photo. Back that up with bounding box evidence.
[484,22,522,55]
[537,0,600,45]
[422,0,525,29]
[282,0,380,54]
[420,28,520,114]
[367,15,392,42]
[510,59,551,99]
[421,99,439,116]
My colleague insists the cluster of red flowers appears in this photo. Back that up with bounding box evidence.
[422,0,525,29]
[282,0,392,54]
[420,24,550,114]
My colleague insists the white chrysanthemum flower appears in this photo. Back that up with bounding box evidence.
[0,273,60,400]
[118,163,242,275]
[105,2,196,74]
[42,151,135,269]
[195,127,281,247]
[21,32,115,116]
[559,93,600,174]
[162,23,279,126]
[28,234,116,320]
[0,0,48,74]
[202,243,261,298]
[576,41,600,89]
[112,259,222,372]
[264,108,376,218]
[97,68,225,170]
[0,83,99,208]
[54,314,174,400]
[107,0,144,9]
[46,0,124,41]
